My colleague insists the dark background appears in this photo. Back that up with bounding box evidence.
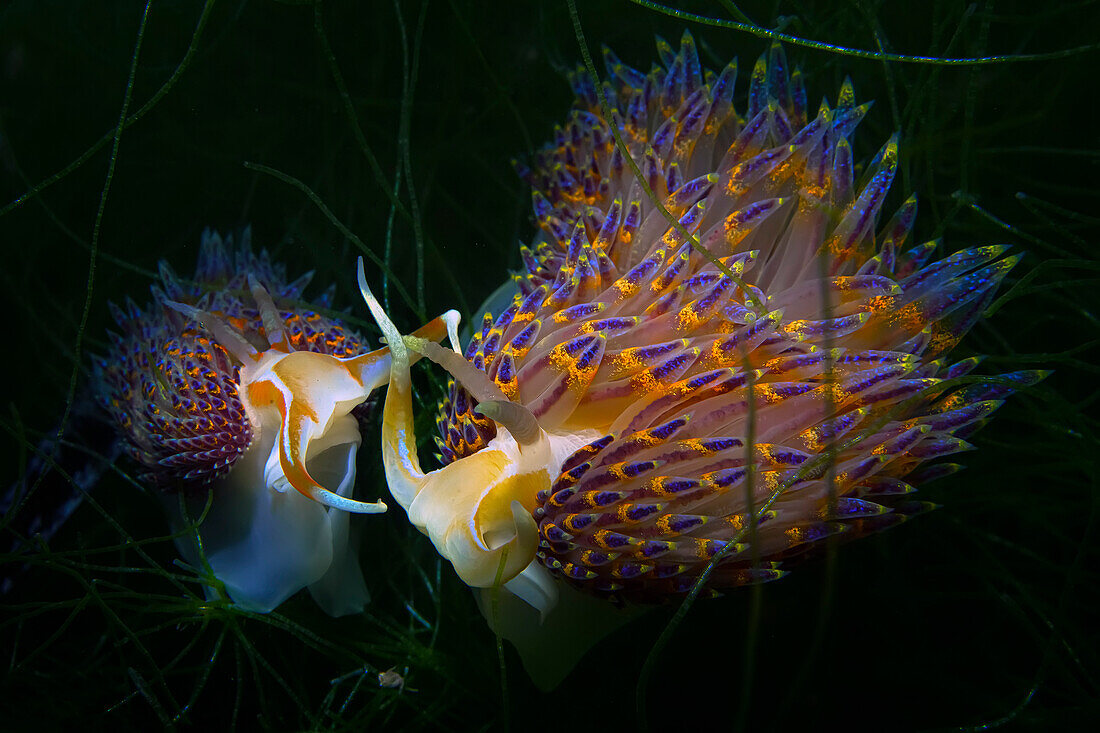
[1,1,1097,730]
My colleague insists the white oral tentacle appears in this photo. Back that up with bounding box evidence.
[163,299,259,363]
[247,273,291,350]
[309,486,387,514]
[357,257,428,510]
[357,258,407,368]
[475,400,542,446]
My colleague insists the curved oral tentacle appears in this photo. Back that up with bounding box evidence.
[271,393,385,514]
[247,273,292,352]
[403,335,509,404]
[163,300,259,363]
[402,315,545,447]
[475,400,542,446]
[358,257,431,511]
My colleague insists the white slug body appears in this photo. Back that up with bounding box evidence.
[97,231,452,614]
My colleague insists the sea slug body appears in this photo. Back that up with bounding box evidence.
[358,33,1046,680]
[96,229,453,614]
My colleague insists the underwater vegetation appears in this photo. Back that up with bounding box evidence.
[2,1,1099,730]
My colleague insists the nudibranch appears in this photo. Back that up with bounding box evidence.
[96,230,453,615]
[361,34,1046,642]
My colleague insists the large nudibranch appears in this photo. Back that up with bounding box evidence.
[361,30,1047,640]
[96,230,453,615]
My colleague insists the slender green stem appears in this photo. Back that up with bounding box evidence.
[628,0,1100,64]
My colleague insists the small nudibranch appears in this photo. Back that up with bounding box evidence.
[96,230,454,615]
[359,32,1048,654]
